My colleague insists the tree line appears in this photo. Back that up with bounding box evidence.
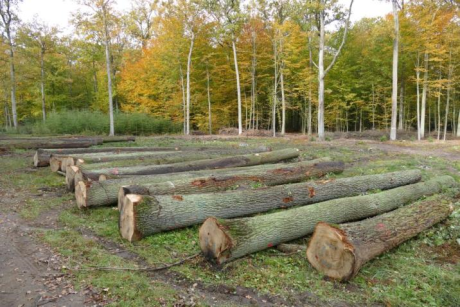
[0,0,459,140]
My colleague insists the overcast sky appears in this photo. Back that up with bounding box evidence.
[19,0,392,32]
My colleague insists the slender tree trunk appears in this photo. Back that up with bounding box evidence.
[390,0,399,140]
[179,65,186,134]
[206,67,212,135]
[273,35,278,137]
[308,36,313,136]
[7,32,17,128]
[280,33,286,135]
[40,47,46,122]
[102,7,114,136]
[416,53,421,140]
[421,51,429,138]
[186,34,194,135]
[317,7,325,141]
[437,72,442,141]
[372,83,375,130]
[444,54,452,141]
[232,38,243,135]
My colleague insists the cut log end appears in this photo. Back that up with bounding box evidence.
[306,222,356,281]
[76,159,85,166]
[117,186,129,211]
[61,157,75,172]
[66,166,79,191]
[119,194,143,242]
[99,174,107,181]
[49,157,62,172]
[75,181,88,209]
[33,151,39,167]
[199,217,233,264]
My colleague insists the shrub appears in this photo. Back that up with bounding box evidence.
[28,110,182,135]
[380,135,388,142]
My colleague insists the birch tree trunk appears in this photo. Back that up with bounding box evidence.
[317,6,326,141]
[186,33,194,135]
[390,0,399,141]
[232,38,243,135]
[40,46,46,122]
[421,51,429,138]
[179,65,186,134]
[416,53,421,141]
[102,5,115,136]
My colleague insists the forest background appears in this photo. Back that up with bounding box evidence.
[1,0,459,140]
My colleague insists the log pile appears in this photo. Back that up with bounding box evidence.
[29,138,458,282]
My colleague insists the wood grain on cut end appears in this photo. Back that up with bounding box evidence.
[306,222,355,281]
[99,174,107,181]
[33,151,39,167]
[119,194,143,242]
[61,157,75,172]
[65,166,78,191]
[76,158,85,166]
[49,156,62,172]
[75,181,88,209]
[117,186,129,211]
[199,217,233,264]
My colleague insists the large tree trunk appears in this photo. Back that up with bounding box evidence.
[75,148,299,182]
[117,159,342,211]
[74,158,329,209]
[390,0,399,141]
[232,38,243,136]
[34,146,180,168]
[120,170,420,242]
[199,176,455,264]
[1,139,100,151]
[307,196,453,281]
[317,5,326,141]
[7,32,17,128]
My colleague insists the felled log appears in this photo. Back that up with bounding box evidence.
[66,147,272,190]
[1,139,100,151]
[75,158,332,208]
[117,160,344,210]
[75,148,299,182]
[199,176,456,264]
[307,197,454,281]
[119,170,421,242]
[34,147,181,167]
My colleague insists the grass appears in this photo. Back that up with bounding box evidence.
[1,136,459,306]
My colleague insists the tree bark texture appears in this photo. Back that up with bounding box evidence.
[120,170,421,241]
[307,197,454,281]
[199,175,456,264]
[75,158,331,209]
[76,148,299,181]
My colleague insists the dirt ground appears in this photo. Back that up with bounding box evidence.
[1,136,459,307]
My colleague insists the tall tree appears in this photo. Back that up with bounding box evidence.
[390,0,399,140]
[314,0,354,141]
[0,0,21,128]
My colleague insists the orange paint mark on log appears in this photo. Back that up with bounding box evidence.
[111,168,119,175]
[283,196,294,203]
[172,195,183,201]
[267,243,273,247]
[308,187,315,198]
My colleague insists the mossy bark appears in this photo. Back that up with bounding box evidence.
[76,158,323,209]
[307,197,454,281]
[121,170,421,241]
[118,160,344,208]
[80,148,300,181]
[199,176,456,264]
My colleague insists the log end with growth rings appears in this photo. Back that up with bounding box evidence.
[49,157,62,172]
[33,151,39,167]
[61,157,75,172]
[75,181,88,209]
[99,174,107,181]
[76,158,85,166]
[306,222,356,281]
[199,217,233,264]
[119,194,143,242]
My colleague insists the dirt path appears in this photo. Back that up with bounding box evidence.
[0,212,91,307]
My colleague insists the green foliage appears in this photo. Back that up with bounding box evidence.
[380,135,388,142]
[29,110,182,135]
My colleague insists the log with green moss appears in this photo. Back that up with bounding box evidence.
[117,159,344,210]
[34,146,182,167]
[66,147,271,189]
[120,170,421,242]
[199,176,457,264]
[307,197,454,281]
[75,158,331,208]
[76,148,299,182]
